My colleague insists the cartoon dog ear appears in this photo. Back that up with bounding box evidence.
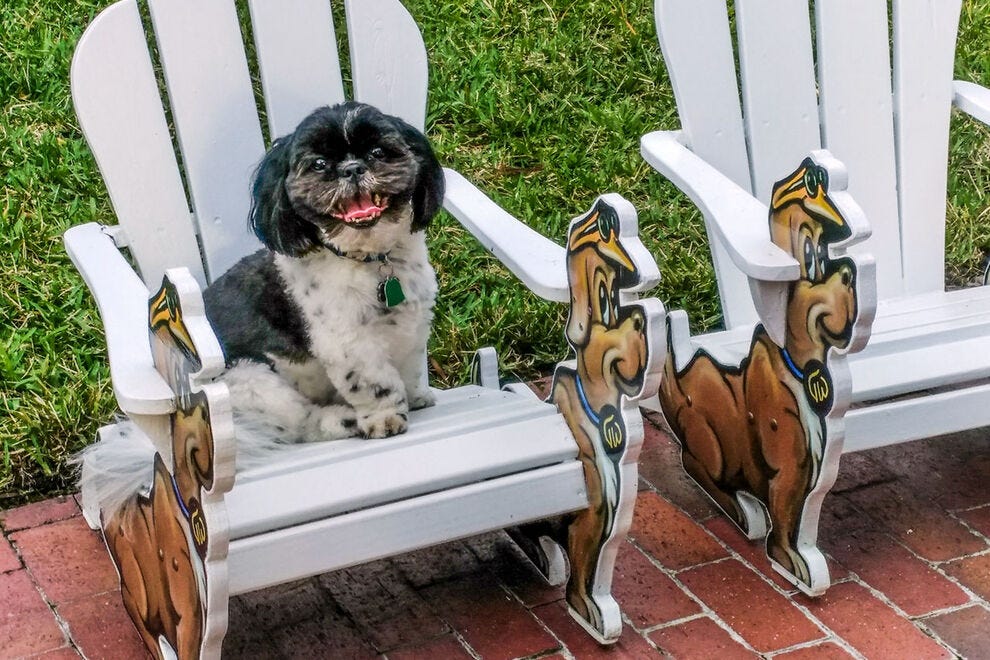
[249,136,320,256]
[395,120,445,231]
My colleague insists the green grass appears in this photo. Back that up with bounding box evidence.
[3,0,990,505]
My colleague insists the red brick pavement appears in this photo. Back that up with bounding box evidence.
[1,416,987,659]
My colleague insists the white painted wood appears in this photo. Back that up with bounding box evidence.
[653,0,757,329]
[147,0,264,281]
[69,0,204,288]
[954,80,990,126]
[247,0,346,140]
[228,411,574,539]
[443,168,568,302]
[845,383,990,452]
[893,0,962,295]
[345,0,429,131]
[815,0,903,300]
[63,224,175,415]
[639,131,800,282]
[227,462,588,595]
[735,0,821,203]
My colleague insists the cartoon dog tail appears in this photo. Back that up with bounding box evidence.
[73,421,156,522]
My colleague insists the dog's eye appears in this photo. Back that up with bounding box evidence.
[368,147,385,159]
[803,236,816,280]
[312,158,328,172]
[818,243,829,279]
[599,281,611,325]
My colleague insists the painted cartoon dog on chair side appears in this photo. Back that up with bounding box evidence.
[659,154,872,595]
[549,197,663,642]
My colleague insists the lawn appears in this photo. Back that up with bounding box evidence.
[3,0,990,505]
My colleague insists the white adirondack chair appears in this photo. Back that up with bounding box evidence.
[639,0,990,595]
[65,0,665,655]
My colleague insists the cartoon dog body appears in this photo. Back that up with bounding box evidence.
[548,198,659,639]
[659,157,859,590]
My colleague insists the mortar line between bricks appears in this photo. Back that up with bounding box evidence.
[762,634,860,659]
[495,580,570,660]
[914,602,990,660]
[947,510,990,546]
[659,519,874,659]
[623,537,763,655]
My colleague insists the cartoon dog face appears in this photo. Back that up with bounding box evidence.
[565,201,648,406]
[769,158,858,366]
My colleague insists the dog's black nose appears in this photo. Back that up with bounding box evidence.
[339,161,367,179]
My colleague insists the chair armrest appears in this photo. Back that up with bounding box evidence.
[639,130,800,282]
[442,168,569,302]
[63,223,176,415]
[953,81,990,126]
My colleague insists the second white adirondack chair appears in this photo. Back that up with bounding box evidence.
[65,0,665,655]
[640,0,990,595]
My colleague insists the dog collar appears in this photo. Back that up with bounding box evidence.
[171,473,191,520]
[574,372,600,425]
[780,347,804,380]
[573,372,627,457]
[780,347,836,417]
[321,239,390,264]
[321,239,406,307]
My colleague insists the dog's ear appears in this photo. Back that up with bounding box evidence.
[250,136,320,256]
[395,120,445,231]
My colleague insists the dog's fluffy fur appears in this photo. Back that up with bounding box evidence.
[205,102,444,454]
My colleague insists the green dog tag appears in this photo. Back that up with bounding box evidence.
[378,277,405,307]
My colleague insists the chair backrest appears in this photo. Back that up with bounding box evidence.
[655,0,962,328]
[71,0,429,289]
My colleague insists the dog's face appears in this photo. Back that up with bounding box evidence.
[565,202,648,406]
[770,158,857,365]
[251,102,445,256]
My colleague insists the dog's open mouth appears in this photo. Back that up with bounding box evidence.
[332,194,389,227]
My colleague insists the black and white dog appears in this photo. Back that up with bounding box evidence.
[205,102,444,443]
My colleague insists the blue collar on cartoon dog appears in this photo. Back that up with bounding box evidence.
[574,372,601,425]
[780,347,804,381]
[171,473,191,520]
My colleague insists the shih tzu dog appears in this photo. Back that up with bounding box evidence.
[203,101,444,445]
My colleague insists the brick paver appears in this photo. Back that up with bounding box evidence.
[2,417,987,659]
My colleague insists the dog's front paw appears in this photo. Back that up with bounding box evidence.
[409,389,436,410]
[358,410,408,439]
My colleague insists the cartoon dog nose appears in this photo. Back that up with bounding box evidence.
[839,263,854,287]
[339,161,367,179]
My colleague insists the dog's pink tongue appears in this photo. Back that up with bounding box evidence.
[339,195,383,223]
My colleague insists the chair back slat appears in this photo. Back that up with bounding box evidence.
[70,0,205,288]
[892,0,962,295]
[815,1,902,297]
[247,0,346,140]
[735,0,821,203]
[345,0,429,131]
[147,0,265,282]
[653,0,756,328]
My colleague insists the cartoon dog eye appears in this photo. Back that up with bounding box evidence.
[803,165,828,197]
[802,236,816,280]
[599,281,611,326]
[817,242,829,280]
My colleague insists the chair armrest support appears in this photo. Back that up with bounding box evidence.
[442,168,569,302]
[639,130,800,282]
[64,223,175,415]
[953,81,990,126]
